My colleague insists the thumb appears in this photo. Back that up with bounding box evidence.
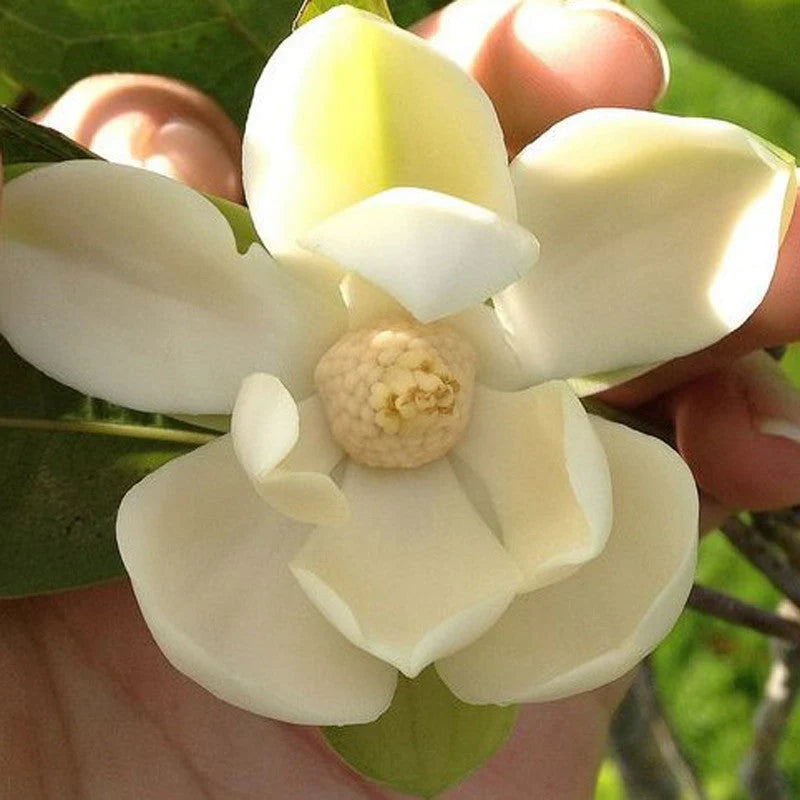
[36,74,243,202]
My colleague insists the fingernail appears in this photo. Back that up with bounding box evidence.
[735,352,800,445]
[759,418,800,444]
[37,74,243,202]
[566,0,671,102]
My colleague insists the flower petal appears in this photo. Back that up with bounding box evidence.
[452,382,612,591]
[290,459,522,678]
[0,161,346,412]
[445,303,529,390]
[567,364,662,398]
[494,109,797,383]
[437,417,698,705]
[302,188,538,322]
[117,436,397,725]
[243,6,515,255]
[231,374,347,526]
[340,273,409,330]
[231,373,299,475]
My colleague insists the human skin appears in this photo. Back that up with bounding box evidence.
[3,1,800,797]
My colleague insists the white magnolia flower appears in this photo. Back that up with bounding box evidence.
[0,7,796,726]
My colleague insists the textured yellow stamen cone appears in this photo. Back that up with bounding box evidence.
[315,320,476,468]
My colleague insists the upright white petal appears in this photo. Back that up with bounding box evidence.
[231,374,347,525]
[339,273,410,330]
[437,417,698,705]
[452,382,612,591]
[117,437,397,725]
[291,459,522,678]
[243,6,515,255]
[302,188,538,322]
[0,162,346,412]
[495,109,797,383]
[445,303,529,390]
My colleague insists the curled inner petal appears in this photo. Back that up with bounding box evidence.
[231,373,348,525]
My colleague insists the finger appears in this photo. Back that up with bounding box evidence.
[605,200,800,408]
[442,674,633,799]
[669,353,800,511]
[413,0,669,155]
[36,74,243,202]
[699,496,732,534]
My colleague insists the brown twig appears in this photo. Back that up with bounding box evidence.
[686,584,800,645]
[611,661,707,800]
[721,518,800,609]
[741,603,800,800]
[754,512,800,573]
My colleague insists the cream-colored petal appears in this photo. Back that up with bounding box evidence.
[117,436,396,724]
[243,6,515,256]
[438,417,698,705]
[290,459,522,678]
[452,382,612,591]
[445,303,529,390]
[567,364,662,398]
[302,188,538,322]
[231,373,300,477]
[495,109,797,383]
[340,273,410,330]
[0,161,346,412]
[231,375,347,526]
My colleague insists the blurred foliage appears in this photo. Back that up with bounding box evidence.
[0,337,196,596]
[294,0,394,26]
[0,0,446,128]
[0,72,19,105]
[595,760,627,800]
[652,534,783,800]
[596,534,794,800]
[630,0,800,155]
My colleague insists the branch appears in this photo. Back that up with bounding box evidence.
[721,518,800,609]
[754,512,800,573]
[741,603,800,800]
[686,585,800,646]
[611,661,706,800]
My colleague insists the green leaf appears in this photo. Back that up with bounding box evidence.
[781,343,800,390]
[391,0,446,27]
[204,192,263,254]
[294,0,394,28]
[654,0,800,111]
[0,106,99,164]
[0,158,250,597]
[0,337,213,597]
[629,0,800,155]
[0,0,291,129]
[0,1,447,130]
[324,667,518,798]
[0,73,20,105]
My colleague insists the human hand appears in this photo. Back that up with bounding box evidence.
[3,2,800,798]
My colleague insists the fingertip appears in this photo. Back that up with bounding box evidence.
[672,354,800,511]
[37,74,243,202]
[415,0,668,155]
